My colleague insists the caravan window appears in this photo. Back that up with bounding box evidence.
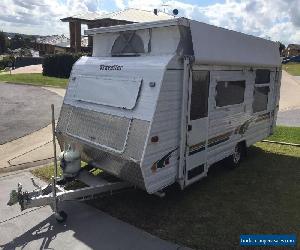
[111,31,145,56]
[215,81,245,107]
[253,86,269,112]
[255,69,270,84]
[190,71,210,120]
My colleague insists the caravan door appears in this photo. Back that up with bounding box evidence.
[185,70,210,185]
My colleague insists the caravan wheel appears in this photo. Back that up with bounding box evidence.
[228,143,245,168]
[55,210,68,223]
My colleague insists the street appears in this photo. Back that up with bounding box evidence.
[0,83,62,145]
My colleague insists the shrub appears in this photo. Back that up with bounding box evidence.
[42,53,84,78]
[0,56,15,70]
[15,56,43,68]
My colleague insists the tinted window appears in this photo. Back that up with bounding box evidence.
[216,81,245,107]
[255,69,270,84]
[190,71,210,120]
[111,31,144,56]
[253,86,269,112]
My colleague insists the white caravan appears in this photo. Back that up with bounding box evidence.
[8,18,282,220]
[56,18,281,193]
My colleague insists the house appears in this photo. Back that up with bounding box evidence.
[53,41,70,54]
[34,35,90,55]
[61,8,173,52]
[34,35,70,55]
[285,44,300,57]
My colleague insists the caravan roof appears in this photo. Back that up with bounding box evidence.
[85,18,281,67]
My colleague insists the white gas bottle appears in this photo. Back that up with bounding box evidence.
[59,145,81,178]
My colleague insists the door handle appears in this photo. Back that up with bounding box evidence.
[188,125,192,131]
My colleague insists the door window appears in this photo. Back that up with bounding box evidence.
[253,69,271,113]
[253,86,270,112]
[190,71,210,120]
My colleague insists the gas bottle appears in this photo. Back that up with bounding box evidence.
[59,145,81,178]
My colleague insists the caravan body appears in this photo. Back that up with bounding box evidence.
[56,18,281,194]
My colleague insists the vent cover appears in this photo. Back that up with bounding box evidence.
[66,107,131,152]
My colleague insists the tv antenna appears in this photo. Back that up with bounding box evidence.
[161,3,169,13]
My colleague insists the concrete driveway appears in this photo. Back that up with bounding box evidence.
[1,65,43,75]
[277,71,300,126]
[0,171,184,250]
[0,83,63,145]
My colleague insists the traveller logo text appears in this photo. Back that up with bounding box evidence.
[99,65,123,71]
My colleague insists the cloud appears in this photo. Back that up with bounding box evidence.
[114,0,126,10]
[180,0,300,45]
[0,0,299,45]
[197,0,300,44]
[0,0,102,35]
[290,0,300,27]
[122,0,300,44]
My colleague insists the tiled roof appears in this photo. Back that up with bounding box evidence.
[287,44,300,50]
[36,35,88,47]
[61,8,173,23]
[36,35,69,45]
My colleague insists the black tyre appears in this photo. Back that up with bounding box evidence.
[55,210,68,223]
[228,143,245,168]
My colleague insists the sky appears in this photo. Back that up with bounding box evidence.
[0,0,300,45]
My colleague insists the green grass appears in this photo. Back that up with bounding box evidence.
[31,127,300,249]
[0,73,68,88]
[31,162,91,190]
[31,161,89,182]
[267,126,300,144]
[88,143,300,249]
[31,164,63,182]
[282,62,300,76]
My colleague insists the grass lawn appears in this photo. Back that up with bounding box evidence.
[267,126,300,144]
[282,62,300,76]
[32,127,300,249]
[31,164,62,182]
[88,143,300,249]
[31,161,91,182]
[0,73,68,88]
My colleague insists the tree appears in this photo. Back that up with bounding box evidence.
[24,37,32,48]
[277,41,286,56]
[10,34,25,50]
[0,31,7,54]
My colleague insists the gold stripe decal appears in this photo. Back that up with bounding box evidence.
[189,131,234,153]
[208,131,232,147]
[189,141,206,152]
[255,112,270,123]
